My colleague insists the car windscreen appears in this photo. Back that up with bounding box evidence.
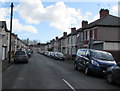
[91,50,114,61]
[27,49,32,52]
[26,50,31,53]
[15,51,25,55]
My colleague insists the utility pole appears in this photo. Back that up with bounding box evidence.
[8,3,14,63]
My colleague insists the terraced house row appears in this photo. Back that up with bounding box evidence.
[39,9,120,62]
[0,21,28,61]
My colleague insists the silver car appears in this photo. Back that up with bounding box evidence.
[54,52,65,60]
[14,50,29,63]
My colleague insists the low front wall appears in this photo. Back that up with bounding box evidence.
[65,54,76,60]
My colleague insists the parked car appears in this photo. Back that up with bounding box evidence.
[48,52,53,57]
[44,51,48,56]
[42,51,45,55]
[54,52,65,60]
[47,51,51,57]
[51,52,55,58]
[40,51,45,55]
[106,62,120,84]
[74,49,116,75]
[14,50,29,63]
[26,49,32,57]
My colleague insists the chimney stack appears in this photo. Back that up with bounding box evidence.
[71,27,76,34]
[53,39,55,42]
[63,32,67,38]
[82,20,88,27]
[56,36,58,40]
[50,40,52,42]
[99,9,109,18]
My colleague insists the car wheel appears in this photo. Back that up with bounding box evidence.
[85,66,90,75]
[106,73,114,84]
[74,63,78,70]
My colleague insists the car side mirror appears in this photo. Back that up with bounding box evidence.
[117,62,120,67]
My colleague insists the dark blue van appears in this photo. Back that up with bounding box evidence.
[74,49,116,75]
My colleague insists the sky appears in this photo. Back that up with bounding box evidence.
[0,0,119,43]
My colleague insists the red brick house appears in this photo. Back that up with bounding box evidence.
[77,9,120,62]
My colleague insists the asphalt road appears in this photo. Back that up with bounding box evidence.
[2,52,120,90]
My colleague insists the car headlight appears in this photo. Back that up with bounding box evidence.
[91,60,99,66]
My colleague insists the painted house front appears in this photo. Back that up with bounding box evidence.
[0,21,9,61]
[61,32,67,54]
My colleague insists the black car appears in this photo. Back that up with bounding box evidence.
[74,49,116,75]
[26,49,33,57]
[106,62,120,84]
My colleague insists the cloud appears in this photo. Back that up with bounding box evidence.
[7,19,38,33]
[16,1,104,33]
[0,8,10,20]
[86,12,92,16]
[0,7,38,33]
[1,0,6,2]
[111,4,120,16]
[24,25,38,33]
[16,0,44,24]
[111,5,118,13]
[89,14,99,23]
[16,1,83,33]
[3,1,116,35]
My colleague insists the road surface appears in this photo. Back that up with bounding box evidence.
[2,52,120,90]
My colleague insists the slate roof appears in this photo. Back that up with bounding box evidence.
[0,21,9,32]
[0,21,6,28]
[83,15,120,29]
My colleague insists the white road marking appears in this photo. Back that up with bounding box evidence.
[63,79,77,91]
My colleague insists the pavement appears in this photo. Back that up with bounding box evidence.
[2,53,120,89]
[1,58,13,71]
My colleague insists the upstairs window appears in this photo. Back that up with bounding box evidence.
[84,31,86,40]
[92,30,94,39]
[87,31,90,40]
[80,33,83,41]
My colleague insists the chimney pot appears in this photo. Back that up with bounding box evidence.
[56,37,58,40]
[99,9,109,18]
[63,32,67,37]
[71,27,76,34]
[82,21,88,27]
[53,39,55,41]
